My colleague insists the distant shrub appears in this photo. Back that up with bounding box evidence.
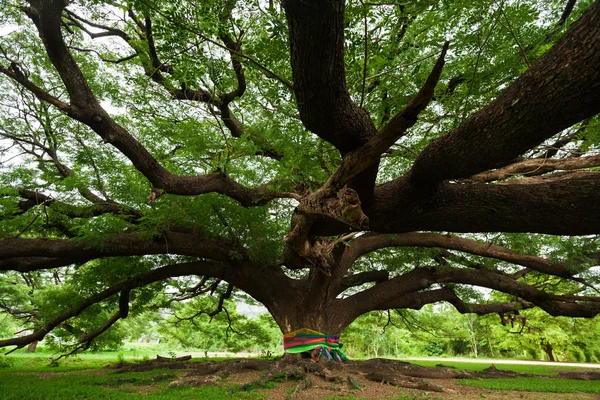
[526,348,540,360]
[570,349,585,362]
[425,341,445,357]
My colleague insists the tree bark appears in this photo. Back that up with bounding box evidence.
[265,272,348,335]
[408,1,600,188]
[281,0,379,205]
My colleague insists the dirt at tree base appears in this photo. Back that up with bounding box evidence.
[111,357,600,399]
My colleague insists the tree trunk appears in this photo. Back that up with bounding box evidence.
[264,263,353,336]
[269,297,349,336]
[466,315,478,358]
[26,341,38,353]
[541,341,555,361]
[485,321,495,358]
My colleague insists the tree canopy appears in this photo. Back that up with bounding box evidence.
[1,0,600,353]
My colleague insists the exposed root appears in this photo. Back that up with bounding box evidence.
[554,370,600,380]
[110,356,552,395]
[291,376,314,397]
[480,364,532,378]
[364,371,444,392]
[354,358,472,379]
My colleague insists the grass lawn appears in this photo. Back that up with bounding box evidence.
[1,352,599,399]
[458,377,600,394]
[0,350,260,400]
[0,365,267,400]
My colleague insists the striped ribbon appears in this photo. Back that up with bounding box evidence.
[283,328,348,361]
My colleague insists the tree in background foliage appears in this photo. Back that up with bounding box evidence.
[341,307,600,361]
[1,0,600,354]
[155,298,280,353]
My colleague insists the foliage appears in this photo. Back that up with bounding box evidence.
[341,306,600,361]
[155,299,280,353]
[487,308,600,362]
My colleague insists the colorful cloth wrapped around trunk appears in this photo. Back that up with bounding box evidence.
[283,328,348,361]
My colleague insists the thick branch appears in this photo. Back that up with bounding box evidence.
[325,42,449,188]
[337,270,389,293]
[345,232,579,279]
[437,267,600,318]
[282,0,377,154]
[384,287,534,315]
[0,231,239,267]
[341,266,600,326]
[354,172,600,236]
[408,2,600,187]
[0,257,80,273]
[340,267,437,321]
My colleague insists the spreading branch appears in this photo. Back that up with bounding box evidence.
[0,231,242,269]
[16,189,140,220]
[340,266,600,327]
[408,1,600,188]
[344,232,584,280]
[337,270,390,294]
[11,1,295,206]
[325,41,449,189]
[385,287,535,315]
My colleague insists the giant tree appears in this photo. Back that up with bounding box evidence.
[1,0,600,354]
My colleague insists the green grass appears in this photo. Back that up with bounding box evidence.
[0,368,269,400]
[0,351,231,373]
[459,377,600,393]
[1,353,116,372]
[0,350,265,400]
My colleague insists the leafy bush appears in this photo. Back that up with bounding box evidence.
[526,348,541,360]
[570,348,585,362]
[425,341,445,357]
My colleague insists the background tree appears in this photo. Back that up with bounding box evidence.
[1,0,600,354]
[154,297,279,353]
